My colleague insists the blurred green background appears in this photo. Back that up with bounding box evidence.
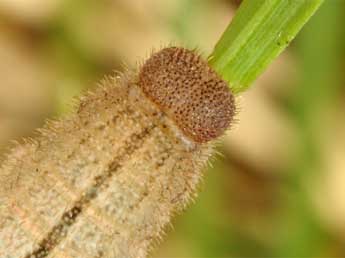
[0,0,344,257]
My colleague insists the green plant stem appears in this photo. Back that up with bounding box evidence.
[208,0,324,93]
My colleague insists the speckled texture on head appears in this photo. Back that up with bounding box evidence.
[0,47,235,258]
[139,47,236,143]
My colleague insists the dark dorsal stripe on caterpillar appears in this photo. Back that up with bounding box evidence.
[0,47,236,258]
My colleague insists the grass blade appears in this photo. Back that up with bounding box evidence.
[209,0,324,93]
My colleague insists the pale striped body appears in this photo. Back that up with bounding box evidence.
[0,73,212,258]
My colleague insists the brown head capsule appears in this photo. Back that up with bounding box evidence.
[139,47,236,143]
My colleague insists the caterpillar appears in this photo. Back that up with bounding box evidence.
[0,47,236,258]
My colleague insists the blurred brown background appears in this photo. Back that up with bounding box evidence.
[0,0,344,257]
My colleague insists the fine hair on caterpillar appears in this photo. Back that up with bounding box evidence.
[0,47,236,258]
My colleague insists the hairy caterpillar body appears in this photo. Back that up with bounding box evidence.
[0,47,236,258]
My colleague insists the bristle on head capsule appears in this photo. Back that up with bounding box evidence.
[138,47,236,143]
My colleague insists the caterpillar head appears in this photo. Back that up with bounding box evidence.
[138,47,236,143]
